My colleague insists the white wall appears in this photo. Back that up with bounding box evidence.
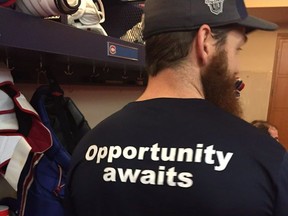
[238,26,288,122]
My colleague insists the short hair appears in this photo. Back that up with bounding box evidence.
[145,25,235,76]
[251,120,277,135]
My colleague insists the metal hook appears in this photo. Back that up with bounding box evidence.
[90,61,100,81]
[137,68,143,80]
[5,57,15,71]
[36,55,47,85]
[122,64,128,80]
[38,56,46,73]
[3,48,15,71]
[64,57,74,76]
[103,63,110,73]
[136,67,145,86]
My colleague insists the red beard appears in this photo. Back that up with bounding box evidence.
[201,49,243,117]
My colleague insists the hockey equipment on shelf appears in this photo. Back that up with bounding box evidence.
[16,0,80,17]
[67,0,107,35]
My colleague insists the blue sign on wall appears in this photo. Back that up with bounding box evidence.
[107,42,139,61]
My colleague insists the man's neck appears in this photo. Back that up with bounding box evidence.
[137,68,204,101]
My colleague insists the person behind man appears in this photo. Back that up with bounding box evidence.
[251,120,280,142]
[65,0,288,215]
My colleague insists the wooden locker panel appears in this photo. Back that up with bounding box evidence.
[268,33,288,149]
[277,40,288,76]
[273,78,288,108]
[268,110,288,149]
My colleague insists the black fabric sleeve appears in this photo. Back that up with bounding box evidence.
[274,152,288,216]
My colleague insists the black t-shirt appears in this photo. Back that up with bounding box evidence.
[65,98,288,216]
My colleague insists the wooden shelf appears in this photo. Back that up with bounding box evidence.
[0,6,146,86]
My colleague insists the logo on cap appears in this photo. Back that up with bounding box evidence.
[205,0,224,15]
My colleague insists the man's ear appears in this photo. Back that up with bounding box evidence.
[195,24,214,66]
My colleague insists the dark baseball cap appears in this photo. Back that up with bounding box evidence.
[143,0,278,39]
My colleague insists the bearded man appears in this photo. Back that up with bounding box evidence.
[65,0,288,216]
